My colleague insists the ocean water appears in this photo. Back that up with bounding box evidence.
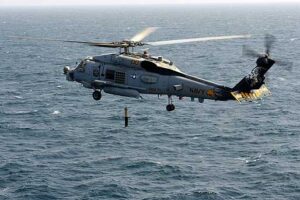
[0,5,299,200]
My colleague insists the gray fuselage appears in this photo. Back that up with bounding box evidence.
[65,52,232,101]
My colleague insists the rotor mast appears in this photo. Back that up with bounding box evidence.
[118,41,145,54]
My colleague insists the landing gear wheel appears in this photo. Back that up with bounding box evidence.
[92,90,102,101]
[166,104,175,111]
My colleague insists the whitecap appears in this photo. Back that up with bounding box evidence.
[14,96,23,99]
[290,38,298,41]
[3,110,37,115]
[153,161,162,165]
[56,85,62,88]
[236,157,247,162]
[15,110,33,114]
[278,77,286,81]
[52,110,61,115]
[0,187,10,196]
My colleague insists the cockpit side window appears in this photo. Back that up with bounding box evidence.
[76,61,86,72]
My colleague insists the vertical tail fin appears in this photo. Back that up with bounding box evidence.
[233,56,275,92]
[231,56,275,102]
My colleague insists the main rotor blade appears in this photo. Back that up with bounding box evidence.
[9,36,122,48]
[147,34,251,46]
[130,27,158,42]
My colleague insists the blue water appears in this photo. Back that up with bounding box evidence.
[0,5,299,200]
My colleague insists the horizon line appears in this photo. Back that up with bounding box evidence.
[1,2,300,7]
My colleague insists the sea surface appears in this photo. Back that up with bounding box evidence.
[0,4,299,200]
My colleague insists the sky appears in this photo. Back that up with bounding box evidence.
[1,0,300,6]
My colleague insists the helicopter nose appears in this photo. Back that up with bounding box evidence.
[63,66,70,74]
[67,70,74,81]
[63,66,74,81]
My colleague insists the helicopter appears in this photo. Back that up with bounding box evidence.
[15,28,283,111]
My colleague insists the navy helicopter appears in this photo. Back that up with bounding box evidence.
[16,28,283,111]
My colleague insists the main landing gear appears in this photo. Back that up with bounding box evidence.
[92,90,102,101]
[166,95,175,111]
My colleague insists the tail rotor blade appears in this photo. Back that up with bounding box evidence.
[242,45,261,58]
[275,60,293,71]
[265,34,276,55]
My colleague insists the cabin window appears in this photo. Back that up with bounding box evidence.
[105,69,115,80]
[115,72,125,84]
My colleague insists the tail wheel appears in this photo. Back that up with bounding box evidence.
[92,90,102,101]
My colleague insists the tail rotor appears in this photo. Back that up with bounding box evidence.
[243,34,293,70]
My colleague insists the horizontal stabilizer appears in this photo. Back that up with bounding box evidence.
[231,84,271,102]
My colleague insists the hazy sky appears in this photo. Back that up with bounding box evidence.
[1,0,300,6]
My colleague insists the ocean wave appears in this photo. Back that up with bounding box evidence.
[207,135,246,142]
[146,190,225,200]
[84,183,130,199]
[1,110,39,115]
[269,171,300,182]
[14,185,58,200]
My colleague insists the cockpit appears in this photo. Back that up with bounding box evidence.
[75,57,94,72]
[75,60,86,72]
